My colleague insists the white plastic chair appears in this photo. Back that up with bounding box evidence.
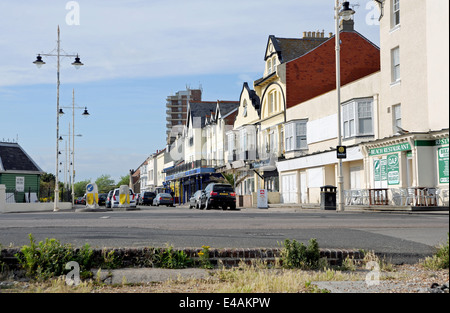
[438,189,449,206]
[360,189,370,205]
[406,188,418,206]
[391,188,406,206]
[424,188,437,206]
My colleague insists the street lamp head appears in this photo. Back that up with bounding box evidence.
[339,2,355,21]
[72,54,84,69]
[82,107,90,117]
[33,55,46,69]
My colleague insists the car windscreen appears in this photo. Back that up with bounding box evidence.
[159,193,171,197]
[213,185,234,192]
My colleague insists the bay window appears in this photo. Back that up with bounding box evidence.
[342,98,374,139]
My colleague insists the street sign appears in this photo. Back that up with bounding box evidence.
[257,189,268,209]
[337,146,347,159]
[86,183,98,209]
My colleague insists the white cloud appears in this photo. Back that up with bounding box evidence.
[0,0,380,88]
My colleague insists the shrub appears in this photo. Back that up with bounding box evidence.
[157,245,192,269]
[16,234,94,280]
[280,238,320,270]
[422,232,449,270]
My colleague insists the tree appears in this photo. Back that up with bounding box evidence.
[40,172,55,200]
[74,180,90,197]
[116,174,130,188]
[95,174,116,193]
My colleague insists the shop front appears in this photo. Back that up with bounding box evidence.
[361,130,449,206]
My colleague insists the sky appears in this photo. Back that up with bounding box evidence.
[0,0,381,184]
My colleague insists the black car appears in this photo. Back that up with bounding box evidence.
[189,190,204,209]
[200,183,236,210]
[139,191,156,206]
[98,193,107,206]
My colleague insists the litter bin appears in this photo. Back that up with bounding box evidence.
[320,185,337,210]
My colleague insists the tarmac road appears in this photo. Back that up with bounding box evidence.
[0,206,448,264]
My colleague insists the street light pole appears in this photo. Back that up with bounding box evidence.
[33,25,83,211]
[335,1,355,212]
[60,89,90,207]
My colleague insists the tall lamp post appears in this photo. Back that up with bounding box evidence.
[335,1,355,212]
[60,89,90,206]
[33,26,84,212]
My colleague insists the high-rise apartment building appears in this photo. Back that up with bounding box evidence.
[166,88,202,145]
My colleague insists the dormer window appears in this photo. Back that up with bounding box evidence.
[267,59,272,75]
[266,57,277,76]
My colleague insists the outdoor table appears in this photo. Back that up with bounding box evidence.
[409,187,428,206]
[368,188,389,205]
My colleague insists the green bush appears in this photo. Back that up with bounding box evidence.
[280,238,320,270]
[156,245,192,269]
[422,233,449,270]
[16,234,94,280]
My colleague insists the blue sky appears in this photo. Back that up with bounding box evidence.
[0,0,381,183]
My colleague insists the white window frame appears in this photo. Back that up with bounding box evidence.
[267,59,272,76]
[391,47,400,83]
[269,90,277,114]
[393,104,402,133]
[392,0,400,28]
[342,98,374,139]
[285,120,308,152]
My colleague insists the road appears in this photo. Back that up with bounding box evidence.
[0,206,448,263]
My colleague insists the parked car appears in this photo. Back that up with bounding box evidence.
[111,188,137,208]
[139,191,156,206]
[153,193,174,207]
[98,193,107,206]
[200,183,236,210]
[106,190,113,208]
[189,190,204,209]
[75,197,85,205]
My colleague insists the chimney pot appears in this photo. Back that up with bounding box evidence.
[303,31,307,38]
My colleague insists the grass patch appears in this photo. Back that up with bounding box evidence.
[422,233,449,270]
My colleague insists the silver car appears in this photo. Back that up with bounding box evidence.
[153,193,174,207]
[111,188,137,208]
[189,190,204,209]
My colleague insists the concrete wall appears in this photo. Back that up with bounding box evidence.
[0,184,72,213]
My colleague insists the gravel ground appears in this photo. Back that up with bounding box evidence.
[1,263,447,293]
[312,264,449,293]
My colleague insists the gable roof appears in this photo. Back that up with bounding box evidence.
[0,142,43,174]
[265,35,329,64]
[187,101,218,128]
[215,101,239,120]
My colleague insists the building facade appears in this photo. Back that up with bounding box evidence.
[360,0,449,194]
[277,0,449,205]
[166,88,202,145]
[0,142,43,203]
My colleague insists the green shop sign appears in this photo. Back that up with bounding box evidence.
[438,146,449,184]
[369,143,411,156]
[387,153,400,185]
